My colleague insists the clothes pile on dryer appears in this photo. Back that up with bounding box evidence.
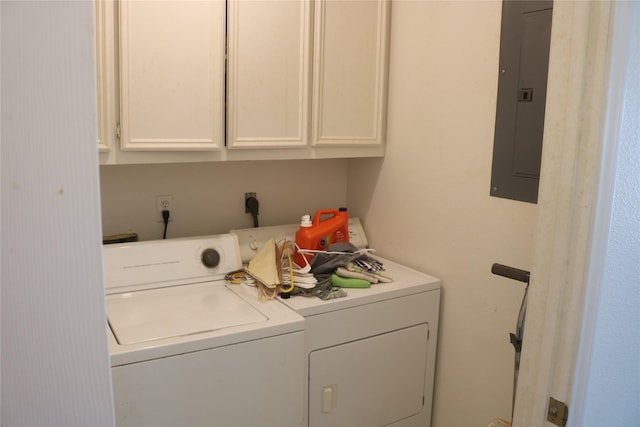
[307,242,393,289]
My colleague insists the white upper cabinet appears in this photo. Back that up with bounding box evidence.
[226,0,312,150]
[227,0,390,158]
[98,0,389,164]
[119,0,225,152]
[312,0,390,148]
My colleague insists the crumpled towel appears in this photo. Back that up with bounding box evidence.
[309,242,371,274]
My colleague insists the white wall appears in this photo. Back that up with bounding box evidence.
[99,159,348,240]
[347,1,538,425]
[576,2,640,424]
[1,1,114,425]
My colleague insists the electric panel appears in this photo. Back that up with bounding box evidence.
[491,0,553,203]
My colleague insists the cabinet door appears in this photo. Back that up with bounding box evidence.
[226,0,312,149]
[96,0,115,158]
[119,0,225,151]
[312,0,390,147]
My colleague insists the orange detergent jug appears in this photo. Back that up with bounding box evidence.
[294,208,349,267]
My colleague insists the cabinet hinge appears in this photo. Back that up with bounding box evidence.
[115,123,121,139]
[547,396,568,427]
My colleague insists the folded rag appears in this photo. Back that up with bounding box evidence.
[335,266,379,284]
[331,273,370,288]
[346,262,393,283]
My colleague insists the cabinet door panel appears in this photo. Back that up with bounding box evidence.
[119,0,225,151]
[227,0,311,149]
[96,0,110,153]
[312,0,390,146]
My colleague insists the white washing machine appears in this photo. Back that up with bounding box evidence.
[103,234,305,427]
[232,222,441,427]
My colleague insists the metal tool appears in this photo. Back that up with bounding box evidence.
[491,263,531,419]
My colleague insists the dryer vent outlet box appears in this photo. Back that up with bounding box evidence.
[490,0,553,204]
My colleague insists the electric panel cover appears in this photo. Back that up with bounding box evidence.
[491,0,553,203]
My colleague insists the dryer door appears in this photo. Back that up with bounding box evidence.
[309,323,429,427]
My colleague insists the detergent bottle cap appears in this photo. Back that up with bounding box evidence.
[300,214,312,227]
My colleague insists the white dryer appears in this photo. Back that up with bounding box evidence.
[232,223,441,427]
[103,234,305,427]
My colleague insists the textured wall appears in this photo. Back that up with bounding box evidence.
[579,2,640,424]
[1,2,114,425]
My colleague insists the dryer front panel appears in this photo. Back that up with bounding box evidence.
[309,324,429,427]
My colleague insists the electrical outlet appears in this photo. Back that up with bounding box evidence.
[245,192,256,213]
[156,195,173,218]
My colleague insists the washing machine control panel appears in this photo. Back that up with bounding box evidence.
[103,234,242,293]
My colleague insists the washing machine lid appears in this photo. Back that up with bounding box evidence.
[107,282,267,345]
